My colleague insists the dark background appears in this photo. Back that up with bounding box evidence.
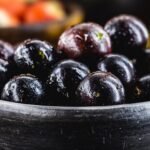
[64,0,150,27]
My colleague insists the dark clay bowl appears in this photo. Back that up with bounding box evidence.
[0,100,150,150]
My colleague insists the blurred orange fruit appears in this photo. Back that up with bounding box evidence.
[0,8,20,27]
[24,1,66,24]
[0,0,26,17]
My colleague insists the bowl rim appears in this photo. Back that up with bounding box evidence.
[0,99,149,110]
[0,100,150,120]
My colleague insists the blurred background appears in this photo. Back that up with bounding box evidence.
[0,0,149,44]
[70,0,150,26]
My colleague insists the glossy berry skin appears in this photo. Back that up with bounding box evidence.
[1,74,45,105]
[14,39,60,78]
[133,75,150,103]
[104,15,149,59]
[0,40,14,61]
[46,60,90,106]
[57,23,111,59]
[0,59,9,91]
[76,71,125,106]
[97,54,135,88]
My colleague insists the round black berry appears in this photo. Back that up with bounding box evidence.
[133,49,150,77]
[97,54,135,94]
[133,75,150,103]
[1,74,45,105]
[46,60,90,106]
[76,71,125,106]
[57,23,111,65]
[104,15,149,59]
[14,39,60,79]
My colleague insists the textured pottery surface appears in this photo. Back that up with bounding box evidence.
[0,100,149,150]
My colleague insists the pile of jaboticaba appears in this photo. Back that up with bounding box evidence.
[0,14,150,106]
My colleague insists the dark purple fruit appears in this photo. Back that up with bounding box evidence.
[76,71,125,106]
[0,40,14,61]
[0,59,9,91]
[133,49,150,77]
[104,15,149,59]
[1,74,45,105]
[14,39,60,79]
[46,60,90,106]
[57,23,111,61]
[133,75,150,103]
[97,54,135,93]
